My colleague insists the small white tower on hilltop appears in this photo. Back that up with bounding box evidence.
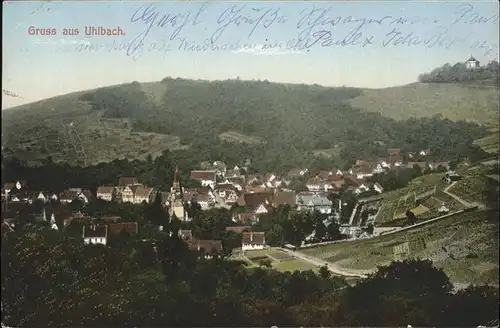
[466,55,480,70]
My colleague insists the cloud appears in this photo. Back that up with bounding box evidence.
[232,44,305,56]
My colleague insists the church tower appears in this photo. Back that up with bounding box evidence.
[169,166,186,221]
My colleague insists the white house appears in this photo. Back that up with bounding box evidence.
[306,177,322,191]
[419,149,431,156]
[121,186,134,203]
[465,55,480,69]
[373,182,384,194]
[372,164,385,174]
[354,184,370,195]
[36,192,48,202]
[132,186,153,204]
[49,214,58,230]
[83,225,107,246]
[242,232,266,251]
[96,186,114,201]
[296,193,332,214]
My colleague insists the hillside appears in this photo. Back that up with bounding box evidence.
[303,209,499,286]
[302,162,499,286]
[2,78,494,170]
[349,82,499,124]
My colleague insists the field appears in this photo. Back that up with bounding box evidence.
[350,83,499,125]
[236,248,317,273]
[302,209,499,286]
[312,147,342,159]
[218,131,265,145]
[473,127,499,154]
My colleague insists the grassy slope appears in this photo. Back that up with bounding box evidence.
[350,83,499,124]
[350,83,499,155]
[303,209,499,286]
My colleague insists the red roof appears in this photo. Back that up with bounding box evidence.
[108,222,138,234]
[242,232,265,245]
[237,192,273,207]
[118,177,139,187]
[83,225,107,238]
[190,171,216,181]
[186,238,223,254]
[226,226,252,233]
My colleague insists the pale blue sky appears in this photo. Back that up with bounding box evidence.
[2,1,499,108]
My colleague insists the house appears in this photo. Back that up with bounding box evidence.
[192,193,213,210]
[372,163,385,174]
[214,184,235,198]
[254,203,273,216]
[388,148,402,163]
[288,168,308,178]
[83,225,108,245]
[373,182,384,194]
[121,186,135,203]
[3,181,25,193]
[186,238,223,259]
[100,216,120,223]
[226,226,251,234]
[225,169,242,179]
[190,171,217,189]
[353,165,373,180]
[408,162,427,170]
[306,177,323,191]
[428,162,450,171]
[59,189,81,204]
[296,192,333,214]
[132,186,153,204]
[96,186,115,201]
[419,148,431,156]
[49,213,58,230]
[118,177,140,187]
[242,232,266,251]
[108,222,138,235]
[354,184,370,195]
[236,192,273,207]
[271,190,296,206]
[465,55,480,69]
[178,229,193,240]
[36,192,48,202]
[212,161,227,176]
[232,212,258,225]
[444,171,461,184]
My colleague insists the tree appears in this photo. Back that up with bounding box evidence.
[340,259,453,326]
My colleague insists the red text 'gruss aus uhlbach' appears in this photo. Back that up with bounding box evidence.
[27,26,126,36]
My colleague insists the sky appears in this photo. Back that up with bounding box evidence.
[2,0,499,109]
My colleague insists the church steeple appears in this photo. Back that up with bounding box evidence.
[170,165,181,198]
[174,165,180,185]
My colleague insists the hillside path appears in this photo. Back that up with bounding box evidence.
[444,181,485,209]
[279,248,371,278]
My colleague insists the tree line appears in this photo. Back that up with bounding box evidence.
[2,218,498,327]
[419,60,499,85]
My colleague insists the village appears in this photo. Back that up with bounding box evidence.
[1,146,465,259]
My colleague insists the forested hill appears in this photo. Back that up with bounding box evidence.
[1,77,493,172]
[418,60,499,86]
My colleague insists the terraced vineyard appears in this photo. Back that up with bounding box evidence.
[302,209,499,286]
